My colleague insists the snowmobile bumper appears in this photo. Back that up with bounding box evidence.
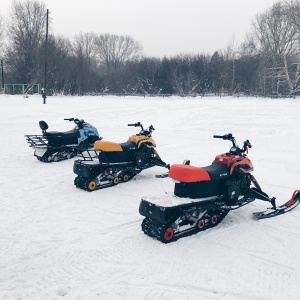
[34,146,48,158]
[139,198,179,223]
[73,160,101,178]
[139,194,225,224]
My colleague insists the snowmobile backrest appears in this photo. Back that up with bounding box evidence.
[39,120,48,131]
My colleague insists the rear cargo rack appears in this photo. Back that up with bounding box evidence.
[77,149,100,161]
[25,135,48,147]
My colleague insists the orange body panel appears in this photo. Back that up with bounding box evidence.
[127,135,156,148]
[168,164,211,182]
[213,153,253,174]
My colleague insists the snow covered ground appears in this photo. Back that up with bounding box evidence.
[1,94,300,300]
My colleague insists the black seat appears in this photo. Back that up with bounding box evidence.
[120,142,138,152]
[99,142,137,164]
[202,164,229,180]
[45,129,80,139]
[45,129,80,146]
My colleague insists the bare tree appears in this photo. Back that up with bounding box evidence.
[250,1,300,95]
[94,33,143,70]
[71,32,99,93]
[169,54,202,96]
[6,0,47,85]
[72,32,97,61]
[284,0,300,94]
[222,36,239,94]
[0,15,4,53]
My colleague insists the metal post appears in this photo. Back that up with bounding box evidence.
[43,9,49,104]
[1,59,4,93]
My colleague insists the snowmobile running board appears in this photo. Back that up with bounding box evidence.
[253,190,300,219]
[155,172,169,178]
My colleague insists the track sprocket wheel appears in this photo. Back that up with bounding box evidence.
[123,174,129,182]
[162,227,174,243]
[211,214,219,225]
[87,180,97,191]
[197,219,205,229]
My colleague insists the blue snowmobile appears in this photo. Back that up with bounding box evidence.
[25,118,100,162]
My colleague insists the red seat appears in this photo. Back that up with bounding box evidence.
[168,164,211,182]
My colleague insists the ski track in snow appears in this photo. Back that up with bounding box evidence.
[1,95,300,300]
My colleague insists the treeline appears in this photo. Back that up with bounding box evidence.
[1,0,300,97]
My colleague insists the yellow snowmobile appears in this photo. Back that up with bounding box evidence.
[73,122,169,191]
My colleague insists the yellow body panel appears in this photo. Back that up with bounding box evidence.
[94,140,123,151]
[127,135,156,148]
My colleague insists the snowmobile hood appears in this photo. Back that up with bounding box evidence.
[168,164,211,182]
[127,135,156,148]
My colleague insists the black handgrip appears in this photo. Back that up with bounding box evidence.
[64,118,74,121]
[245,140,252,148]
[214,133,233,140]
[128,122,141,127]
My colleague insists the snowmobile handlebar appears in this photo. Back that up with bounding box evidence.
[214,134,252,154]
[64,118,85,128]
[214,134,237,147]
[213,133,233,140]
[128,122,144,130]
[128,122,155,136]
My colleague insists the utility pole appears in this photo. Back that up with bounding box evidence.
[43,9,49,104]
[1,59,4,93]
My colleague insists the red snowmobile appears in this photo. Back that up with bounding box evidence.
[139,134,300,243]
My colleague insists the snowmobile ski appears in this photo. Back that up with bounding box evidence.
[253,190,300,219]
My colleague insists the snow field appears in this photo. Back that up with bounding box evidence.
[0,95,300,300]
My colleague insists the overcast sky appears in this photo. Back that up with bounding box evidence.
[1,0,277,57]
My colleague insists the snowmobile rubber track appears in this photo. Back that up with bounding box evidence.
[74,160,165,192]
[141,209,230,243]
[38,151,77,163]
[74,171,136,192]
